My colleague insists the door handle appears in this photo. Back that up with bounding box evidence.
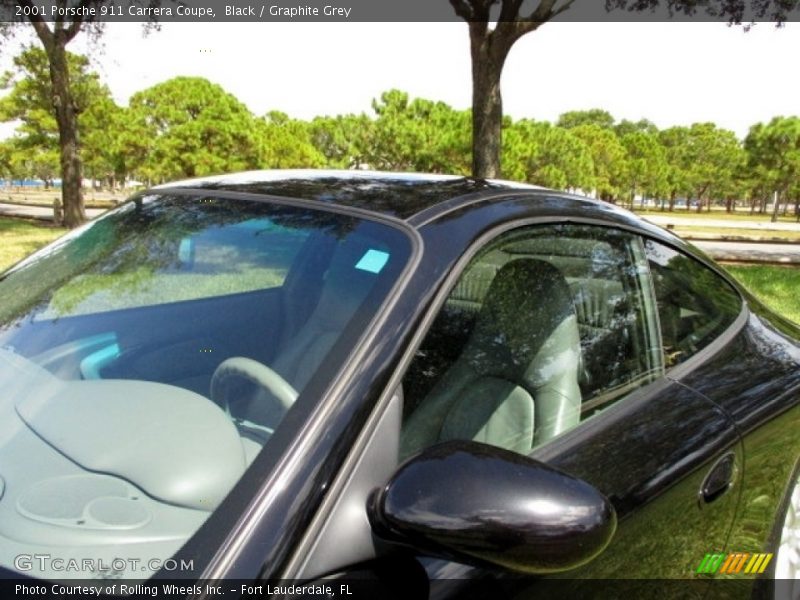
[699,452,736,504]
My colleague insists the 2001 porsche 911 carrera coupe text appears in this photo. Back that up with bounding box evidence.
[0,171,798,599]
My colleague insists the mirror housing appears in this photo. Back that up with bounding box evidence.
[368,441,616,574]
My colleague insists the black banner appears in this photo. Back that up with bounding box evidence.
[1,0,800,23]
[2,577,798,600]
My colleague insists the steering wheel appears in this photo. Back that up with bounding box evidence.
[210,357,298,427]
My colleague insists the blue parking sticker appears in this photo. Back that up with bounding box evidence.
[355,249,390,274]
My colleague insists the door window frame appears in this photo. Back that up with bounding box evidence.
[399,218,667,448]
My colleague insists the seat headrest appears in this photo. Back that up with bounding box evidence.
[312,239,383,329]
[466,258,576,377]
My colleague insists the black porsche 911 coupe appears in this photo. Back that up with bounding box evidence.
[0,171,798,599]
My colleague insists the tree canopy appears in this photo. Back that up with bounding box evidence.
[1,2,113,225]
[448,0,796,180]
[128,76,262,181]
[2,43,799,218]
[0,46,115,186]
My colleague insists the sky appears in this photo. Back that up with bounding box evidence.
[1,21,799,141]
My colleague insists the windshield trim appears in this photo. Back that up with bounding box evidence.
[149,186,417,230]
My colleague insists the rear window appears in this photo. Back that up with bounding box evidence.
[644,240,742,367]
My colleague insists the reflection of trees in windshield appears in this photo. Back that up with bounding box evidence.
[0,195,357,324]
[197,176,498,219]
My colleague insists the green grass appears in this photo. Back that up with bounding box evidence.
[726,264,800,325]
[0,217,65,271]
[635,208,799,224]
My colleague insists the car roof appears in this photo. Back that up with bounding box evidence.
[153,169,547,221]
[151,169,680,246]
[150,169,708,282]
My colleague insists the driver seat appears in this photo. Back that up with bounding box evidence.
[400,258,582,459]
[225,239,378,429]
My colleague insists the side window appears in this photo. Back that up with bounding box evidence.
[644,240,742,367]
[400,224,664,459]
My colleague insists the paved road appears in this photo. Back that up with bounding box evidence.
[0,202,106,221]
[693,240,800,264]
[645,214,800,232]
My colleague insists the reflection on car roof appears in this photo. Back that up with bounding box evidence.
[153,169,544,220]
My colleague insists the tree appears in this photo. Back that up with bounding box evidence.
[1,5,106,225]
[257,111,326,169]
[448,0,793,179]
[503,119,594,190]
[367,89,471,173]
[0,140,11,181]
[2,138,60,186]
[310,114,374,169]
[0,46,121,189]
[557,109,615,130]
[615,118,659,138]
[658,126,693,211]
[682,123,744,212]
[1,2,161,226]
[745,117,800,222]
[619,130,668,209]
[128,77,261,182]
[80,95,130,189]
[570,124,628,202]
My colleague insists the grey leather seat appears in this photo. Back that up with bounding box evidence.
[400,258,582,459]
[272,240,377,391]
[226,239,378,430]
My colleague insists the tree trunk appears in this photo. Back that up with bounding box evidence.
[45,39,85,228]
[469,23,516,179]
[771,191,780,223]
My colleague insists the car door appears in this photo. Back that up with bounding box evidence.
[396,222,743,593]
[642,238,800,586]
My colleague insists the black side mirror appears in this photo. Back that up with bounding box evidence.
[368,441,616,574]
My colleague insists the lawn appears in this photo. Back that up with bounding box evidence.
[0,217,65,271]
[725,264,800,325]
[634,207,800,224]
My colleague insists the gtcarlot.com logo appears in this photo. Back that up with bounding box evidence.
[14,554,194,573]
[696,552,773,575]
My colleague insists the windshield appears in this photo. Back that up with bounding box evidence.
[0,193,411,580]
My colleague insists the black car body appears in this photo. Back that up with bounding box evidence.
[0,171,798,598]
